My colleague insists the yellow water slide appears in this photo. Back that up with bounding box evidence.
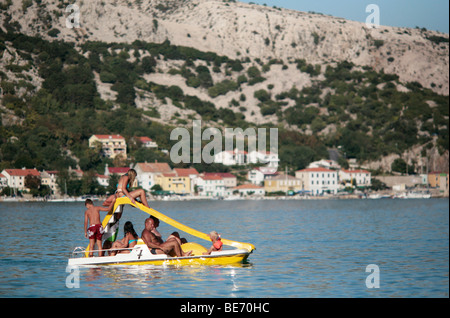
[85,197,255,257]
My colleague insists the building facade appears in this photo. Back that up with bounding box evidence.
[264,174,302,193]
[234,184,265,196]
[1,168,41,191]
[196,175,230,197]
[134,162,173,192]
[89,134,127,159]
[296,167,339,195]
[339,169,372,188]
[248,167,278,186]
[156,173,190,194]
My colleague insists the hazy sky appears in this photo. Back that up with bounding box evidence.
[239,0,449,34]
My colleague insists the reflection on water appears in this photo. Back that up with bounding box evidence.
[73,262,254,298]
[0,199,448,297]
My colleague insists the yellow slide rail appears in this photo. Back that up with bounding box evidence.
[85,197,255,257]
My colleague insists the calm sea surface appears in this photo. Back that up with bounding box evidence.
[0,199,448,298]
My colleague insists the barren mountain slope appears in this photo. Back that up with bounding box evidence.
[3,0,449,95]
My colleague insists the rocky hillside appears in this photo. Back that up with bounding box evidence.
[3,0,449,95]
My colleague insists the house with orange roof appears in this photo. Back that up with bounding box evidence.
[196,174,230,197]
[296,167,339,195]
[204,172,237,189]
[89,134,127,159]
[104,164,130,177]
[1,168,40,191]
[174,168,200,194]
[156,169,198,195]
[134,161,173,191]
[131,136,158,148]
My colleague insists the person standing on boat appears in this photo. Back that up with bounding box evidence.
[84,199,114,257]
[102,169,150,253]
[141,217,192,257]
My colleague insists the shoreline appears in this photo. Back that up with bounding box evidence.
[1,191,448,203]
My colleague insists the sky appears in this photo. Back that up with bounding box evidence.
[239,0,449,34]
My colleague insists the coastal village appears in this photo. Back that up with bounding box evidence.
[1,134,448,201]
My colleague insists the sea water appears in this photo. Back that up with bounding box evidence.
[0,199,448,298]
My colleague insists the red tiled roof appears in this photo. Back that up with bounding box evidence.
[204,172,236,179]
[93,134,125,140]
[174,168,199,176]
[135,162,172,173]
[3,169,40,177]
[162,172,177,177]
[201,175,223,181]
[137,136,153,142]
[107,167,130,174]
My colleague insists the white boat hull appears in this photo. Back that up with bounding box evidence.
[68,243,251,267]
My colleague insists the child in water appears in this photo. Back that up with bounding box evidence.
[203,231,223,255]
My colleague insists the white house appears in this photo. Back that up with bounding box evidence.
[295,167,339,195]
[214,149,247,166]
[133,136,158,148]
[96,174,110,187]
[339,169,372,188]
[247,167,279,186]
[196,175,230,197]
[234,184,265,197]
[248,151,280,168]
[134,162,173,192]
[1,168,41,192]
[40,170,59,194]
[307,159,341,170]
[203,172,237,189]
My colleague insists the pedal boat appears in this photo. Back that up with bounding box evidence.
[68,197,255,266]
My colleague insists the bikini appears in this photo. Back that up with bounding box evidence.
[116,174,130,197]
[128,239,137,245]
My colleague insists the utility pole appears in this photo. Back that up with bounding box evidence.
[285,165,288,196]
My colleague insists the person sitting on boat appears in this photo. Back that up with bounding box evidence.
[84,199,114,257]
[149,215,188,246]
[109,221,139,256]
[203,231,223,255]
[103,169,150,208]
[141,217,192,257]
